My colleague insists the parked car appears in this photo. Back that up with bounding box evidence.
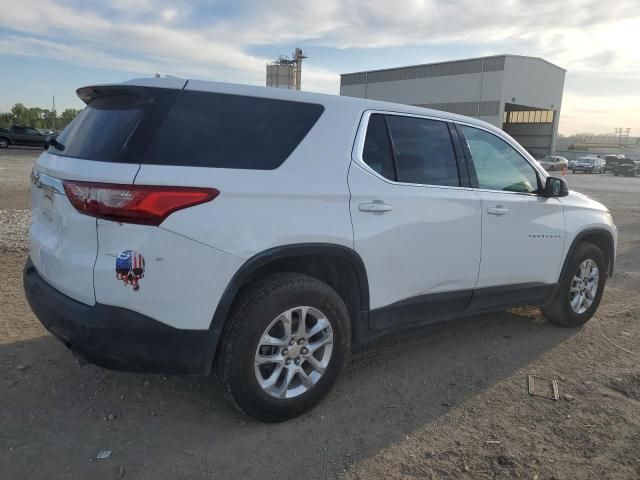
[613,158,640,176]
[24,78,617,422]
[604,154,625,173]
[538,155,568,171]
[0,125,51,149]
[572,156,604,174]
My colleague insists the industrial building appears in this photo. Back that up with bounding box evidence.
[266,48,306,90]
[340,55,566,157]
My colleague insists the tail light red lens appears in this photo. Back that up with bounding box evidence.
[63,181,219,226]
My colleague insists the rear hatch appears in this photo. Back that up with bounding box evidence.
[30,80,185,305]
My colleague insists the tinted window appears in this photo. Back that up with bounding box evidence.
[143,91,324,169]
[362,114,395,180]
[50,93,148,162]
[49,88,323,169]
[13,126,26,134]
[460,126,539,193]
[386,116,459,186]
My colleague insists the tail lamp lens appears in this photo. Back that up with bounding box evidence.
[63,181,219,226]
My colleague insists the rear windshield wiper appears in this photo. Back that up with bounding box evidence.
[48,137,66,151]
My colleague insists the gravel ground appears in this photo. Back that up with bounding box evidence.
[0,209,30,253]
[0,147,34,253]
[1,148,639,480]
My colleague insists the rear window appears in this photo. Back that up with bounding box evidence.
[142,91,324,169]
[49,92,156,162]
[50,88,324,169]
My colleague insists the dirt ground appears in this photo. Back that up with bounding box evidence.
[1,147,639,480]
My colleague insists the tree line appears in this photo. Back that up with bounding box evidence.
[0,103,82,131]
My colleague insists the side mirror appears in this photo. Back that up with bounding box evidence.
[543,176,569,198]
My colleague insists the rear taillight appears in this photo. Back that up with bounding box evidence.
[63,181,219,226]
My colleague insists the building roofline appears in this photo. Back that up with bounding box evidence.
[340,54,566,77]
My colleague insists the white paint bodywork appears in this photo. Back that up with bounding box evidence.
[29,77,616,332]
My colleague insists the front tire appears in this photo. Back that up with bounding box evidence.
[0,137,9,149]
[542,242,606,327]
[218,273,350,422]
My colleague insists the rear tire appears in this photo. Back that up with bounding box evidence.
[218,272,350,422]
[0,137,9,149]
[541,242,606,327]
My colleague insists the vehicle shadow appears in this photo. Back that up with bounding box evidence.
[0,311,575,480]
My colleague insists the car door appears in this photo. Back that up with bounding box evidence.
[349,112,482,330]
[11,126,29,145]
[25,127,44,146]
[456,124,565,309]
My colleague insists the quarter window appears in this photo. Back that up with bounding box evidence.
[460,125,539,193]
[362,114,395,180]
[144,91,324,169]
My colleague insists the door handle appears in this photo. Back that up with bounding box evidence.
[359,201,392,213]
[487,205,508,216]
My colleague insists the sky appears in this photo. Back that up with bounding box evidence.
[0,0,638,135]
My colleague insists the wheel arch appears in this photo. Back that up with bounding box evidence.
[561,228,615,280]
[209,243,370,347]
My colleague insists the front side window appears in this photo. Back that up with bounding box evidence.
[460,125,539,193]
[385,115,460,187]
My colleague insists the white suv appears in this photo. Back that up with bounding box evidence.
[24,78,617,421]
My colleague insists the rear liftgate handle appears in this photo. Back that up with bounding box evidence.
[359,200,392,213]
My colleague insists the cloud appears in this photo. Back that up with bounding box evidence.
[2,0,639,86]
[0,0,638,133]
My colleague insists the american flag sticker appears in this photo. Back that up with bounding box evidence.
[115,250,146,292]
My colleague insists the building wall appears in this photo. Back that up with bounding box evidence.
[340,55,566,155]
[340,70,504,126]
[266,64,295,89]
[501,57,565,110]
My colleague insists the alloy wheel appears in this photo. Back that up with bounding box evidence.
[254,306,333,399]
[569,259,599,314]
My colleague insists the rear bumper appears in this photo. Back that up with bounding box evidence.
[23,258,218,375]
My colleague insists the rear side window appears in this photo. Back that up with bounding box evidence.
[385,115,460,186]
[143,91,324,169]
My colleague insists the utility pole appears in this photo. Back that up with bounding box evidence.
[52,94,56,131]
[614,127,630,144]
